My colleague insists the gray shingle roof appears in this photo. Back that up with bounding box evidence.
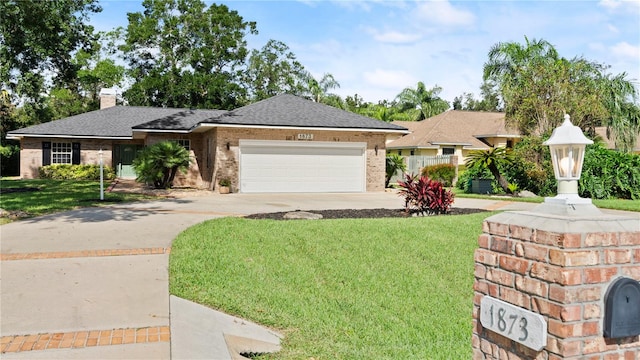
[7,106,203,138]
[8,94,406,139]
[132,109,227,131]
[201,94,407,131]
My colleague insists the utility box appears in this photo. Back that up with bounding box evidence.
[604,277,640,339]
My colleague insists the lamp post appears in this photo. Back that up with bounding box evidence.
[99,148,104,201]
[542,114,593,206]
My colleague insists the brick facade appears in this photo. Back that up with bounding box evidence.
[19,128,388,192]
[472,210,640,359]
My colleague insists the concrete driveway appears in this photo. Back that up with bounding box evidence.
[0,192,542,359]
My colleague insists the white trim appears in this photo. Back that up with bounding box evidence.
[132,129,191,134]
[239,139,367,149]
[6,134,132,140]
[475,134,522,139]
[195,123,408,134]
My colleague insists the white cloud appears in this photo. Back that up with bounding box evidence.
[611,41,640,59]
[413,0,475,27]
[365,28,422,44]
[598,0,640,12]
[607,24,619,33]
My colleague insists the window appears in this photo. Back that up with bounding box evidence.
[172,139,190,151]
[507,140,514,149]
[398,150,402,155]
[410,150,415,156]
[442,147,455,155]
[52,142,72,164]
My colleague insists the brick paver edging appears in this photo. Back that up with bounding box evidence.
[0,247,171,261]
[1,326,170,353]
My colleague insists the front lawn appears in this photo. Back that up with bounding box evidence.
[170,213,493,359]
[0,179,152,221]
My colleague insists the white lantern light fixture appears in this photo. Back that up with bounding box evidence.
[542,114,593,205]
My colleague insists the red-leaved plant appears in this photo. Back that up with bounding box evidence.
[397,173,454,215]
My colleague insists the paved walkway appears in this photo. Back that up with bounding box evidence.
[2,188,629,359]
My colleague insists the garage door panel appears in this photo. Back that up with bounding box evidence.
[239,141,365,193]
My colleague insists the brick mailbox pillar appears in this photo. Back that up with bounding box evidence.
[472,205,640,359]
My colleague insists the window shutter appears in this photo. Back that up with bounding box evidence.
[42,142,51,166]
[72,143,81,165]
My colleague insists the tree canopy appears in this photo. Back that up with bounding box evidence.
[483,36,640,152]
[121,0,257,109]
[395,82,449,120]
[245,40,308,101]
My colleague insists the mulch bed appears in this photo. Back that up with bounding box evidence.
[245,207,487,220]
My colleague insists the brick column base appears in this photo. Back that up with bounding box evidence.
[472,209,639,359]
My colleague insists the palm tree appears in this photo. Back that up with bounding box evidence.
[385,153,407,188]
[599,72,640,152]
[305,72,340,103]
[464,147,513,194]
[133,141,192,189]
[395,82,449,120]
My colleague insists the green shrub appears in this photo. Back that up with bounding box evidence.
[503,136,555,196]
[457,166,496,193]
[580,143,640,200]
[421,163,456,187]
[39,164,115,180]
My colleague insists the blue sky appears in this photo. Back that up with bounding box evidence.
[93,0,640,104]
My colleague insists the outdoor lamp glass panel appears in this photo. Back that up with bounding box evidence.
[543,114,593,197]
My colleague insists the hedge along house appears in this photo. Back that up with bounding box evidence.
[388,110,522,164]
[7,94,408,193]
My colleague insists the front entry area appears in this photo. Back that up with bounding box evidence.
[113,144,143,179]
[239,140,366,193]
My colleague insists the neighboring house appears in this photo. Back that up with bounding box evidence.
[7,94,408,193]
[387,110,521,164]
[595,127,640,154]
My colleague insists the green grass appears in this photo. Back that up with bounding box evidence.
[0,179,152,219]
[452,188,640,212]
[170,213,494,359]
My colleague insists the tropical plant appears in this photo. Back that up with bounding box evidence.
[395,82,449,120]
[464,147,513,194]
[304,73,340,103]
[580,143,640,200]
[132,141,192,189]
[397,173,454,215]
[385,153,407,188]
[483,36,640,151]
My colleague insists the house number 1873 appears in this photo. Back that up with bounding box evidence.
[480,296,547,351]
[487,304,528,341]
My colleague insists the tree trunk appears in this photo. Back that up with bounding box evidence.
[489,164,512,194]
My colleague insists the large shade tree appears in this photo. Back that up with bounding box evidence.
[484,37,640,152]
[0,0,102,125]
[245,39,308,101]
[121,0,257,109]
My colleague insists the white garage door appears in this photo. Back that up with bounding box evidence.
[239,140,366,193]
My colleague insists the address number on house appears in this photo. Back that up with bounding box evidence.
[480,296,547,351]
[297,133,314,140]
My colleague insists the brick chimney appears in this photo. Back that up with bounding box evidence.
[99,88,117,109]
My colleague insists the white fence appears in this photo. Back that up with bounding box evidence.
[390,155,458,184]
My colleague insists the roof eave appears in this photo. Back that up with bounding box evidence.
[6,133,133,140]
[194,123,410,134]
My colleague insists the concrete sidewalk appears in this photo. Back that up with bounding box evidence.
[0,191,595,359]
